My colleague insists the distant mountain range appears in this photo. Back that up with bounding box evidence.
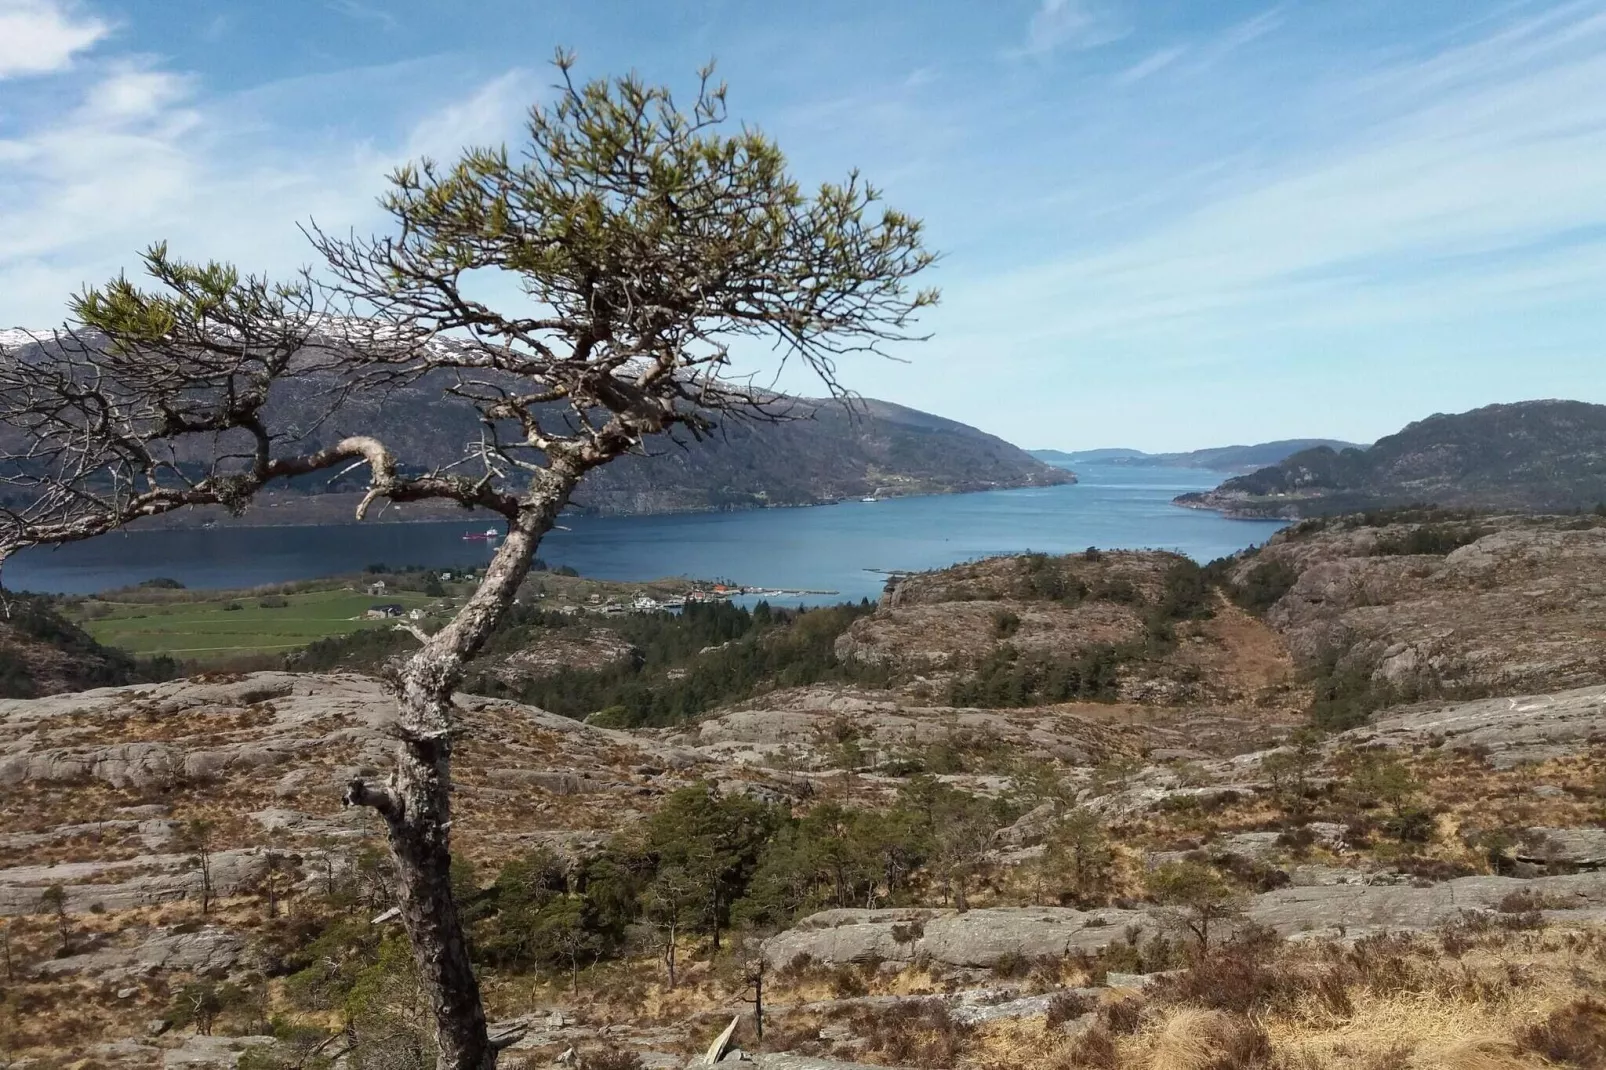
[1177,400,1606,517]
[1031,439,1361,474]
[0,332,1071,523]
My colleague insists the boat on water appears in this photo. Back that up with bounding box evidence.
[861,497,879,503]
[461,527,502,541]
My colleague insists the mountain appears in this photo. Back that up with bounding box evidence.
[1177,400,1606,517]
[0,332,1072,523]
[1031,447,1148,467]
[1032,439,1360,473]
[564,397,1075,516]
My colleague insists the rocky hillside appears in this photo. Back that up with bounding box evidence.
[9,522,1606,1066]
[7,668,1606,1067]
[1216,511,1606,725]
[1177,400,1606,516]
[0,595,153,699]
[834,550,1305,722]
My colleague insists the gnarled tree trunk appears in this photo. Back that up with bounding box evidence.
[346,479,575,1070]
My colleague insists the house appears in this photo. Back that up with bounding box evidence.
[366,603,406,619]
[407,609,426,621]
[366,580,388,596]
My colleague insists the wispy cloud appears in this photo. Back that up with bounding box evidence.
[0,46,533,327]
[0,0,107,79]
[948,3,1606,344]
[1014,0,1128,58]
[1116,46,1186,86]
[328,0,398,31]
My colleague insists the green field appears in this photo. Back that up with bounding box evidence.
[77,588,439,660]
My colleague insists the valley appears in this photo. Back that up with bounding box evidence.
[7,509,1606,1068]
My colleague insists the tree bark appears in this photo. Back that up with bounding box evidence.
[347,473,577,1070]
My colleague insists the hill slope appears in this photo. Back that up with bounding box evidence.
[0,332,1071,523]
[1033,439,1359,473]
[1177,400,1606,517]
[0,596,152,698]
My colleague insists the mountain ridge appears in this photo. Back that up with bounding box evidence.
[0,331,1072,523]
[1032,438,1361,473]
[1177,399,1606,517]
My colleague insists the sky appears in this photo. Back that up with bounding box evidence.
[2,0,1605,451]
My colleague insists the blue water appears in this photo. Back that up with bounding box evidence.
[3,465,1284,603]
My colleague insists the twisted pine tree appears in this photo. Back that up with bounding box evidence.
[0,54,936,1070]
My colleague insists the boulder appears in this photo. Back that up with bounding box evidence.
[1516,828,1606,868]
[0,848,272,915]
[992,802,1058,848]
[1249,871,1606,937]
[764,906,1156,969]
[1350,685,1606,770]
[162,1034,274,1068]
[765,872,1606,968]
[36,925,246,979]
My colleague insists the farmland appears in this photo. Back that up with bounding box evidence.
[70,586,440,660]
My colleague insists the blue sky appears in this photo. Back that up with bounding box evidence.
[2,0,1605,451]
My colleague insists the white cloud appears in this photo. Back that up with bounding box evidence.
[0,0,107,79]
[81,67,192,123]
[1016,0,1128,58]
[0,52,536,327]
[405,70,534,159]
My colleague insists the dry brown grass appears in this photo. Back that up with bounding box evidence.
[1150,1008,1273,1070]
[1425,1037,1547,1070]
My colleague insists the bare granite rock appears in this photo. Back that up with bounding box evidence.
[764,906,1157,969]
[765,871,1606,968]
[1348,685,1606,769]
[36,925,246,979]
[1515,828,1606,867]
[1246,519,1606,699]
[0,848,272,915]
[161,1034,274,1068]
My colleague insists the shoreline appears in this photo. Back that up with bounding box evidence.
[113,476,1082,534]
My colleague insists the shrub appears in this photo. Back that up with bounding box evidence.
[577,1051,645,1070]
[1100,995,1145,1035]
[890,921,925,944]
[223,601,243,612]
[829,965,869,999]
[1070,1024,1120,1069]
[991,951,1031,979]
[1231,559,1299,615]
[1518,998,1606,1067]
[1045,990,1097,1029]
[1497,888,1569,914]
[1372,524,1489,557]
[258,595,290,609]
[855,999,972,1068]
[1394,856,1477,883]
[1381,805,1437,844]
